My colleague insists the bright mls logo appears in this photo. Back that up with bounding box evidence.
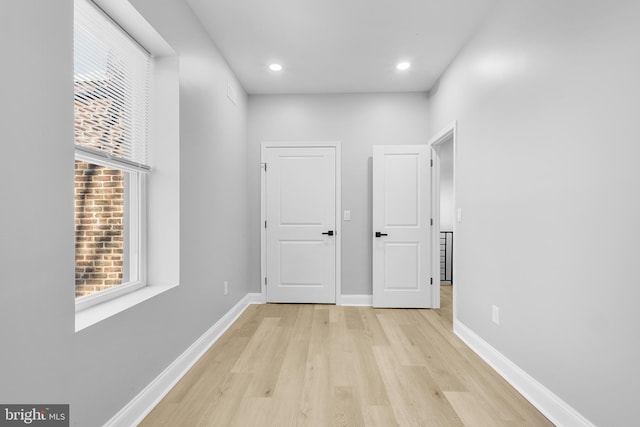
[0,405,68,426]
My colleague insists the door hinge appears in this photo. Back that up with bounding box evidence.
[264,220,267,229]
[264,163,267,172]
[430,277,433,285]
[431,159,433,167]
[264,277,268,286]
[430,218,433,226]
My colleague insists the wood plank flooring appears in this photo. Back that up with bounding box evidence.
[141,287,553,426]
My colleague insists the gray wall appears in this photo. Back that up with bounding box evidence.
[248,93,430,296]
[428,0,640,425]
[0,1,250,425]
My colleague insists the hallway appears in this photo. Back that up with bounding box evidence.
[142,287,551,426]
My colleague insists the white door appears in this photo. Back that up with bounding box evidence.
[372,145,432,308]
[264,146,337,303]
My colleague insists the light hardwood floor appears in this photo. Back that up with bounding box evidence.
[141,287,553,426]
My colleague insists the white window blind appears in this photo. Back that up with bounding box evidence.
[74,0,151,170]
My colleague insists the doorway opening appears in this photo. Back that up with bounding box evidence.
[429,122,457,319]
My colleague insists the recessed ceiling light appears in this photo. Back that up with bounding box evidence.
[397,62,411,70]
[269,63,283,71]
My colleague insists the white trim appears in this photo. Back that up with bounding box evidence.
[334,144,342,304]
[259,162,268,303]
[75,147,151,174]
[76,283,178,332]
[430,148,441,308]
[104,292,263,427]
[260,141,342,304]
[454,320,596,427]
[75,167,147,314]
[339,294,373,306]
[428,121,457,315]
[244,293,265,305]
[92,0,175,57]
[428,121,457,148]
[75,281,146,314]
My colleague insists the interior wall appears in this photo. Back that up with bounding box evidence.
[427,0,640,424]
[0,1,250,425]
[248,93,430,296]
[0,0,76,416]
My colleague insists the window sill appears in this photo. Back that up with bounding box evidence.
[75,283,178,332]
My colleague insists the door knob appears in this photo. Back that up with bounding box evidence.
[375,232,388,238]
[322,230,335,236]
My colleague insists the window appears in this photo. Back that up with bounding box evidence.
[74,0,151,309]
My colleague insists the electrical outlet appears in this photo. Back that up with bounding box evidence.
[224,281,229,295]
[492,305,500,325]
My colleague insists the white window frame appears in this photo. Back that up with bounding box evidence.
[74,150,148,312]
[74,0,151,312]
[74,0,180,331]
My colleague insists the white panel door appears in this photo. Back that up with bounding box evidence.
[265,146,336,303]
[372,145,432,308]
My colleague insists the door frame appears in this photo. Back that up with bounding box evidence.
[428,121,457,314]
[260,142,342,304]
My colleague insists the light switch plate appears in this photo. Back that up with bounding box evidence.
[343,210,351,221]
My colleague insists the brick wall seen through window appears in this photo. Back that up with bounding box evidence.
[74,161,125,297]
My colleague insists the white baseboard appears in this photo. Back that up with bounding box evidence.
[454,320,595,427]
[245,292,264,304]
[340,294,372,306]
[104,293,262,427]
[255,292,371,306]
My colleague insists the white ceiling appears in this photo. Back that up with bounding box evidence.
[186,0,496,95]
